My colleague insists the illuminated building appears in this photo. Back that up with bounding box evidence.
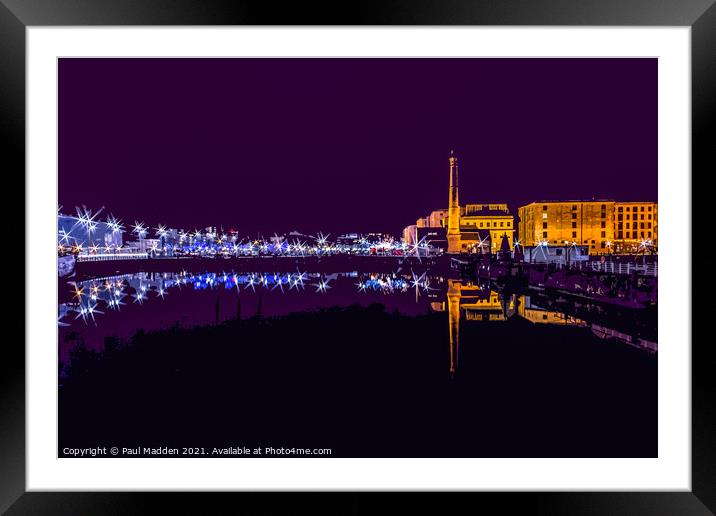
[402,225,418,245]
[523,244,589,264]
[460,204,514,254]
[403,152,515,254]
[57,213,123,248]
[518,201,615,255]
[518,200,657,255]
[426,210,447,228]
[364,232,388,244]
[613,202,658,253]
[125,238,160,253]
[402,224,447,249]
[337,233,360,246]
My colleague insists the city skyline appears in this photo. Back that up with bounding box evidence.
[57,57,659,461]
[59,58,656,237]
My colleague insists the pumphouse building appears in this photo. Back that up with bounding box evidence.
[403,151,515,254]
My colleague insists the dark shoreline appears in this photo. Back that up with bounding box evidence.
[59,303,657,458]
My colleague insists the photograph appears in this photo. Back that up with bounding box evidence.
[56,57,659,459]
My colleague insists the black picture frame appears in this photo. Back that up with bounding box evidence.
[3,1,712,513]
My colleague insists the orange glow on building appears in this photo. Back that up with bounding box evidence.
[518,201,614,255]
[518,200,657,255]
[613,202,658,253]
[404,152,515,253]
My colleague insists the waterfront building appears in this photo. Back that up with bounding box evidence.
[402,225,418,246]
[522,244,590,264]
[427,210,448,228]
[460,203,514,253]
[364,232,388,244]
[337,233,360,247]
[518,200,657,255]
[162,228,181,247]
[57,213,123,248]
[613,202,658,253]
[416,226,448,250]
[402,225,445,248]
[518,201,615,255]
[403,152,515,254]
[125,238,160,253]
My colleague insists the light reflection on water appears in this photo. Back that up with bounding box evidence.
[59,270,656,367]
[60,270,439,324]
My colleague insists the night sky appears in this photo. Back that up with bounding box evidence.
[59,58,657,238]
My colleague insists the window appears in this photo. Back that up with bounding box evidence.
[618,214,623,221]
[601,231,606,237]
[626,214,630,220]
[486,222,490,227]
[648,214,652,220]
[542,231,548,238]
[648,222,652,229]
[648,206,652,211]
[572,205,577,211]
[571,213,577,219]
[500,222,504,227]
[641,231,645,238]
[479,223,483,227]
[641,206,645,211]
[601,221,606,228]
[572,231,577,238]
[601,242,606,248]
[543,222,548,229]
[543,205,548,211]
[591,240,595,244]
[626,223,630,229]
[618,207,623,212]
[640,223,645,229]
[542,213,548,219]
[618,231,623,239]
[648,232,652,237]
[601,204,606,209]
[572,222,577,228]
[641,214,645,220]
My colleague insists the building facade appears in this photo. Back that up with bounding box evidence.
[518,201,614,255]
[613,202,657,253]
[522,244,590,264]
[461,204,514,253]
[518,200,657,255]
[403,152,515,254]
[402,225,418,246]
[57,213,123,248]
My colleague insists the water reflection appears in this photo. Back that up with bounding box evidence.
[60,270,437,322]
[59,270,656,377]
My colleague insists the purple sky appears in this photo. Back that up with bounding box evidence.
[59,58,656,237]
